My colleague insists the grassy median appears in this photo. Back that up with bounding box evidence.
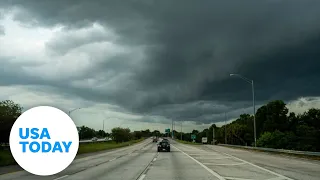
[175,139,202,145]
[77,138,144,154]
[0,138,144,167]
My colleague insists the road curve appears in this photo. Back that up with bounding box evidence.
[0,138,319,180]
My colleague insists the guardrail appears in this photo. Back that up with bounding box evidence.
[218,144,320,157]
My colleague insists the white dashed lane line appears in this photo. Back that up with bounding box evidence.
[53,175,69,180]
[176,143,294,180]
[172,145,226,180]
[202,162,246,166]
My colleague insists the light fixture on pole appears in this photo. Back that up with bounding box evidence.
[230,73,256,147]
[68,108,81,116]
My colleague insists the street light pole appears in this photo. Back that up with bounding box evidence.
[212,124,215,145]
[172,119,174,139]
[68,108,81,116]
[230,73,256,147]
[181,121,183,140]
[225,112,227,144]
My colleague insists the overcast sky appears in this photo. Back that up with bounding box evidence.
[1,1,320,133]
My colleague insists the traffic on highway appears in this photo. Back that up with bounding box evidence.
[1,137,319,180]
[1,1,320,180]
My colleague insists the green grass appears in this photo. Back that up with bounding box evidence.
[222,145,320,161]
[176,139,202,145]
[0,138,144,167]
[77,138,145,154]
[0,149,16,166]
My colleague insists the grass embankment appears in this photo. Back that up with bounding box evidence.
[220,145,320,161]
[176,139,202,145]
[0,138,144,167]
[77,138,144,154]
[0,149,15,167]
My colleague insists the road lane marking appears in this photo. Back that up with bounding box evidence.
[223,176,255,180]
[53,175,69,180]
[194,156,231,160]
[266,177,286,180]
[213,150,294,180]
[188,153,221,156]
[172,145,225,180]
[109,157,117,162]
[136,151,159,180]
[202,162,246,166]
[137,174,146,180]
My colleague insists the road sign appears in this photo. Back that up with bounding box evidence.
[165,128,170,133]
[191,134,196,140]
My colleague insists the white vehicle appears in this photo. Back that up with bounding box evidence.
[91,137,98,141]
[202,137,208,144]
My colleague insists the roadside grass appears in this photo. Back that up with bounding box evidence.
[221,145,320,161]
[176,139,202,145]
[0,138,144,167]
[0,149,16,166]
[77,138,144,154]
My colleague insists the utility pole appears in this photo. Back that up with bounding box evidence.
[171,119,174,139]
[212,124,215,145]
[180,122,182,140]
[252,80,256,147]
[225,112,227,144]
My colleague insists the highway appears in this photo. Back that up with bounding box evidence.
[0,138,319,180]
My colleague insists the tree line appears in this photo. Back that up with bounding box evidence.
[0,100,160,145]
[175,100,320,151]
[1,99,319,151]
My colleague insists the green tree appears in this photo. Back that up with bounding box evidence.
[111,127,131,143]
[0,100,23,144]
[96,130,107,138]
[132,131,143,139]
[78,126,97,139]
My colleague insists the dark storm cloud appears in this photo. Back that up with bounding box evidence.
[1,0,320,123]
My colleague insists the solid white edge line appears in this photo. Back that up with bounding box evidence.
[153,157,157,162]
[265,177,286,180]
[109,157,117,162]
[218,151,294,180]
[203,162,246,166]
[172,145,225,180]
[223,176,255,180]
[138,174,146,180]
[53,175,69,180]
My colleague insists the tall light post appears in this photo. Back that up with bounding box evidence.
[172,119,174,139]
[68,108,81,116]
[180,121,183,140]
[68,108,82,139]
[225,112,227,144]
[230,73,256,147]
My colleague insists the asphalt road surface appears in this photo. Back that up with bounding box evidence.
[1,138,319,180]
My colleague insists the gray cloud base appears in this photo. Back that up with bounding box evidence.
[1,0,320,123]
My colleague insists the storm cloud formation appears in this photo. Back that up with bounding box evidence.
[1,0,320,124]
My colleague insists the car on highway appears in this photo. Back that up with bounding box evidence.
[152,137,158,142]
[157,140,170,152]
[162,138,169,142]
[91,137,98,142]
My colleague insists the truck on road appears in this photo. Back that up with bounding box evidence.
[202,137,208,144]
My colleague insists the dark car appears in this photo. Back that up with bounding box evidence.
[157,140,170,152]
[152,137,158,143]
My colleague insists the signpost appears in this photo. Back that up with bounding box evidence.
[191,134,196,143]
[165,129,170,137]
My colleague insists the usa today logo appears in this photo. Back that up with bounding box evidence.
[9,106,79,176]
